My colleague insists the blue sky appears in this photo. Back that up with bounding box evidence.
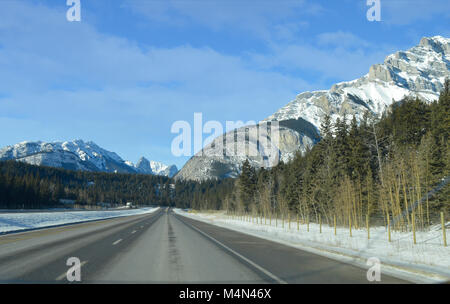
[0,0,449,169]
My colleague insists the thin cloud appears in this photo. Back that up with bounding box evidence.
[123,0,324,40]
[382,0,450,25]
[249,38,397,82]
[317,31,371,49]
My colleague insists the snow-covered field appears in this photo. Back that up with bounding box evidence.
[175,209,450,283]
[0,207,159,234]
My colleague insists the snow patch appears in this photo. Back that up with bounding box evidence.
[0,207,160,234]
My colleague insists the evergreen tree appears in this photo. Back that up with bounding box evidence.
[238,159,257,211]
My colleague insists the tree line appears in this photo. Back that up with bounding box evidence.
[216,80,450,230]
[0,161,174,209]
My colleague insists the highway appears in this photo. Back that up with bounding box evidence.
[0,208,409,283]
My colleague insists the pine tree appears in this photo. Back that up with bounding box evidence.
[348,115,369,179]
[334,115,350,177]
[238,159,257,211]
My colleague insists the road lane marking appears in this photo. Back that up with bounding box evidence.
[177,216,287,284]
[112,239,122,245]
[56,260,88,281]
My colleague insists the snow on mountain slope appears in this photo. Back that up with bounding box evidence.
[0,140,131,173]
[266,36,450,129]
[150,160,178,178]
[132,157,178,177]
[0,140,178,177]
[177,36,450,181]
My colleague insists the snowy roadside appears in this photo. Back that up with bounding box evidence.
[174,209,450,283]
[0,207,160,234]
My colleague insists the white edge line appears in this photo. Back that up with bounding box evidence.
[175,211,446,284]
[177,215,287,284]
[112,239,122,245]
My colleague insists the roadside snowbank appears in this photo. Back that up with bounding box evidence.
[174,209,450,283]
[0,207,159,234]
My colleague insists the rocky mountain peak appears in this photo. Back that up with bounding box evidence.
[136,157,151,170]
[419,36,450,53]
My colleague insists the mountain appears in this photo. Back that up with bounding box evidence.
[132,157,178,178]
[176,36,450,181]
[175,119,319,181]
[266,36,450,129]
[0,140,178,177]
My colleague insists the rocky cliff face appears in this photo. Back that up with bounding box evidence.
[176,36,450,181]
[175,119,319,181]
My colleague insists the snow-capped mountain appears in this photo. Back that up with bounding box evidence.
[0,140,178,177]
[266,36,449,129]
[176,36,450,181]
[132,157,178,177]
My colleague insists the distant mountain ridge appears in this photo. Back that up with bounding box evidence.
[176,35,450,181]
[0,140,178,177]
[133,156,178,177]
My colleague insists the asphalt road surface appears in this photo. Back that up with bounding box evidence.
[0,208,409,283]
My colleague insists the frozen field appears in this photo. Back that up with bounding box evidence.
[0,207,159,234]
[175,209,450,283]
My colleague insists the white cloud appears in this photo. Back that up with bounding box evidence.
[273,21,310,41]
[123,0,323,40]
[382,0,450,25]
[317,31,371,49]
[0,1,311,100]
[250,39,397,82]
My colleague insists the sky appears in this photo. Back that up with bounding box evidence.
[0,0,449,169]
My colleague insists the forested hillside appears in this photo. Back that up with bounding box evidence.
[0,156,236,209]
[0,161,174,209]
[201,80,450,230]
